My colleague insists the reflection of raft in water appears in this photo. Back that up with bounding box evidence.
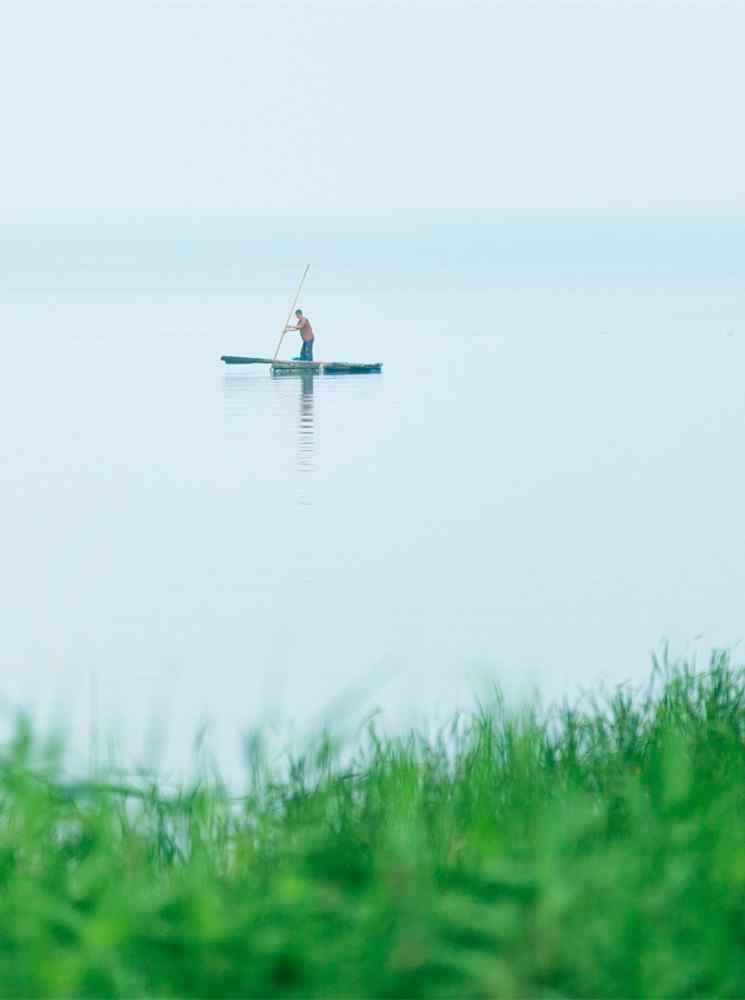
[220,356,382,374]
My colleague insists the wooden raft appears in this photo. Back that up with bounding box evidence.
[220,356,382,374]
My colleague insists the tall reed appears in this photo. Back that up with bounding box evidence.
[1,652,743,996]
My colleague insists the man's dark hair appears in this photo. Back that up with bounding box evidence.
[295,309,303,316]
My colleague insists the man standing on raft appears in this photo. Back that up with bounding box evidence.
[285,309,315,361]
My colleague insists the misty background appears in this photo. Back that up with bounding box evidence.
[2,0,744,288]
[1,0,744,776]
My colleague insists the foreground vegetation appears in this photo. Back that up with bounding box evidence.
[2,654,745,996]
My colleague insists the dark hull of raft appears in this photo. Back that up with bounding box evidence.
[220,356,382,374]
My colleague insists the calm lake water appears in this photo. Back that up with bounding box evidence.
[2,280,744,774]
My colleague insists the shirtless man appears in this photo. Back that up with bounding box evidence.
[285,309,315,361]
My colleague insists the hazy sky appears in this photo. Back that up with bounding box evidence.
[2,0,744,229]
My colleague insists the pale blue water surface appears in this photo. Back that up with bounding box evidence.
[1,278,744,775]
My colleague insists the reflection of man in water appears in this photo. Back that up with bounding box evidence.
[286,309,315,361]
[297,369,315,473]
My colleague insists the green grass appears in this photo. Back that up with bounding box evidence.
[2,652,745,997]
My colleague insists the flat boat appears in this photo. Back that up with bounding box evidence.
[220,356,382,374]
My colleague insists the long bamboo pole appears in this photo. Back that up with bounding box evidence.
[272,264,310,362]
